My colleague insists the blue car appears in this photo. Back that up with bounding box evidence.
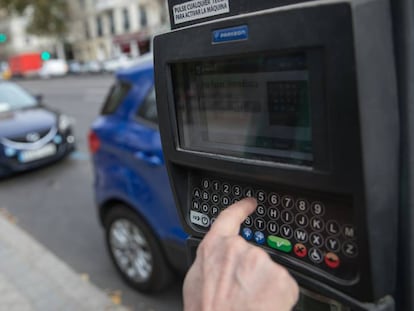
[0,81,75,177]
[89,55,187,293]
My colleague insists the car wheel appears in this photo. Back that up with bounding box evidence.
[104,205,173,292]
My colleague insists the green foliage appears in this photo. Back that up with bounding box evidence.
[0,0,69,36]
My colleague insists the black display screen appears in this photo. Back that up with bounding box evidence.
[171,54,313,166]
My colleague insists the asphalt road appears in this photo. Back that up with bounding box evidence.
[0,75,183,311]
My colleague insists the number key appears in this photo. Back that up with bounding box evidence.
[256,190,266,203]
[282,195,294,209]
[233,185,242,197]
[269,193,280,206]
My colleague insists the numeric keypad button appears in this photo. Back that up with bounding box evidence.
[244,187,254,198]
[310,232,324,247]
[256,190,266,203]
[222,183,231,195]
[311,201,325,216]
[233,185,242,197]
[267,221,279,234]
[268,207,279,220]
[310,217,325,232]
[281,210,294,224]
[282,195,294,209]
[280,224,293,239]
[244,216,252,227]
[256,205,266,217]
[296,199,309,212]
[326,220,340,236]
[326,237,340,252]
[295,214,309,228]
[202,179,210,189]
[255,218,266,231]
[212,181,220,192]
[269,193,280,206]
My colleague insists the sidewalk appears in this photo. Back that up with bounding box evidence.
[0,211,128,311]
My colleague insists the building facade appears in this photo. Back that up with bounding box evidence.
[0,10,57,61]
[69,0,168,62]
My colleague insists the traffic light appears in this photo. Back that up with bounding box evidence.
[41,51,51,61]
[0,33,7,43]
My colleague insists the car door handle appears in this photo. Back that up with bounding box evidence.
[134,151,163,166]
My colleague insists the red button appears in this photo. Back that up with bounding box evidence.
[325,252,340,269]
[294,243,307,258]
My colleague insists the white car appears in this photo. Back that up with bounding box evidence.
[39,60,68,78]
[102,56,132,72]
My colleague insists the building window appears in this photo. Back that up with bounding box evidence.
[139,5,148,27]
[79,0,85,9]
[96,16,103,37]
[123,8,130,31]
[85,21,90,39]
[109,11,115,34]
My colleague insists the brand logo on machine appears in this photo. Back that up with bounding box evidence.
[26,132,40,142]
[212,25,248,44]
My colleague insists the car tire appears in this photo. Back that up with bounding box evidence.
[104,205,174,293]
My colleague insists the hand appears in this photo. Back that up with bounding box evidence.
[183,197,299,311]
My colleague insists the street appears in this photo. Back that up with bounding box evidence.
[0,75,183,311]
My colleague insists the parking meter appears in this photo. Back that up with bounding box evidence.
[154,0,402,309]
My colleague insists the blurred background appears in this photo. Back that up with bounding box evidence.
[0,0,168,78]
[0,1,185,310]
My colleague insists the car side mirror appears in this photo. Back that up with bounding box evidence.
[34,94,43,104]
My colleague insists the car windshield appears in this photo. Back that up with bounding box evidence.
[0,82,37,112]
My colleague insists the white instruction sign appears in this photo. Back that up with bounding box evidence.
[173,0,230,24]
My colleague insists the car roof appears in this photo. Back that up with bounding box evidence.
[116,54,154,83]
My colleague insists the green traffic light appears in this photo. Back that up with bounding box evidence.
[0,33,7,43]
[41,51,51,61]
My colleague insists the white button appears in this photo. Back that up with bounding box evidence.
[190,211,210,227]
[202,179,210,189]
[296,199,309,212]
[311,201,325,216]
[294,228,308,243]
[269,193,280,206]
[282,195,294,209]
[280,224,293,239]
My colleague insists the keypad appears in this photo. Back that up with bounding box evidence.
[189,174,358,281]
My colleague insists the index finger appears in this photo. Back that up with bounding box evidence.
[209,197,257,237]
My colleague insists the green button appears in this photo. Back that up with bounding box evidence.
[267,236,292,253]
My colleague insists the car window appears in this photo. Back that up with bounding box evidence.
[101,81,131,115]
[136,87,158,125]
[0,82,37,111]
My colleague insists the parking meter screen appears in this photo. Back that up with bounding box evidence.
[172,54,313,166]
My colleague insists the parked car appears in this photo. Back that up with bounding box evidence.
[0,81,76,177]
[38,59,68,78]
[102,56,132,73]
[68,61,83,75]
[89,55,187,293]
[83,60,103,74]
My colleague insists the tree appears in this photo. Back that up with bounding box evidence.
[0,0,69,58]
